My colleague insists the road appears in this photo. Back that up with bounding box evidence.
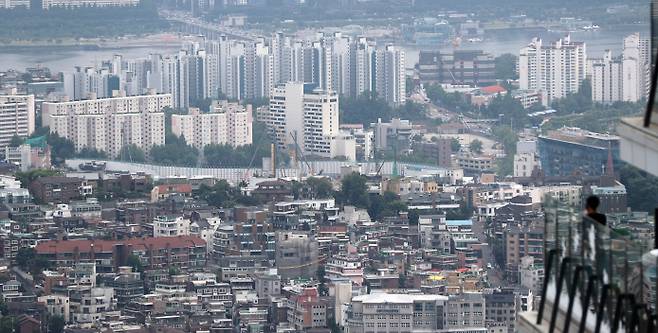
[409,89,493,135]
[161,10,260,41]
[11,266,37,295]
[471,217,505,288]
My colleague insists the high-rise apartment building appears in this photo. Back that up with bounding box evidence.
[266,83,340,159]
[42,91,170,158]
[519,35,587,102]
[589,50,623,103]
[65,35,406,111]
[0,93,36,148]
[622,33,651,102]
[374,45,407,107]
[588,33,650,103]
[171,101,253,150]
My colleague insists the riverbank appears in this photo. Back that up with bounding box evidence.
[0,33,184,49]
[0,33,197,72]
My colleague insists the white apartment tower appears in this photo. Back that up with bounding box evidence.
[622,33,651,102]
[171,101,253,150]
[266,83,339,158]
[0,93,36,147]
[588,33,650,103]
[374,45,407,107]
[42,91,170,158]
[589,50,623,104]
[519,35,587,102]
[351,37,374,97]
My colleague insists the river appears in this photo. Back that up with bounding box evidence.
[0,24,650,72]
[404,24,649,69]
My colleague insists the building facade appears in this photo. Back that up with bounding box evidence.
[35,236,207,272]
[0,94,35,148]
[537,128,619,177]
[347,293,487,333]
[171,101,253,150]
[589,50,623,104]
[418,50,496,86]
[519,35,587,102]
[266,83,343,159]
[42,91,170,158]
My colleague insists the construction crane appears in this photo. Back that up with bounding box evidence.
[290,132,313,180]
[242,126,272,182]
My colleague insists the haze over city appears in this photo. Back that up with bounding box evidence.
[0,0,656,333]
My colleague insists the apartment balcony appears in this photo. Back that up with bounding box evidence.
[518,196,657,332]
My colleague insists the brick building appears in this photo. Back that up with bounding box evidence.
[35,236,207,273]
[29,176,86,203]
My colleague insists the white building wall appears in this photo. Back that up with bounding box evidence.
[519,35,586,102]
[42,93,170,158]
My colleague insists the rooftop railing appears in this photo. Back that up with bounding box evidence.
[536,195,657,332]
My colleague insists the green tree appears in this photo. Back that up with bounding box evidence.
[337,172,369,208]
[242,97,270,108]
[398,273,406,288]
[0,3,169,41]
[15,247,50,276]
[492,126,518,177]
[189,98,213,112]
[494,53,518,80]
[203,122,274,167]
[194,180,241,208]
[393,101,429,122]
[47,132,75,164]
[451,138,461,152]
[469,139,483,154]
[367,191,407,221]
[619,163,658,212]
[340,91,394,125]
[117,144,146,163]
[77,148,107,159]
[163,107,186,135]
[0,298,7,316]
[8,135,24,147]
[126,254,144,273]
[15,169,60,188]
[305,177,334,199]
[15,247,34,270]
[426,84,473,113]
[0,316,14,333]
[408,210,419,225]
[327,316,341,333]
[317,265,328,296]
[551,79,593,114]
[483,93,528,128]
[151,135,199,166]
[49,315,65,333]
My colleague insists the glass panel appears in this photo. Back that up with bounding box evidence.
[542,194,653,328]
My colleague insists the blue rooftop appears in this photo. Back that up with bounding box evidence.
[446,219,472,226]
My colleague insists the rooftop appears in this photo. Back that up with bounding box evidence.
[352,293,448,304]
[35,235,206,254]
